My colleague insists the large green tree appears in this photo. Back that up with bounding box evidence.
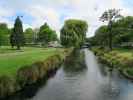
[100,9,121,50]
[10,16,25,49]
[60,19,88,48]
[0,23,10,46]
[24,28,35,44]
[94,25,108,46]
[38,23,58,45]
[91,16,133,48]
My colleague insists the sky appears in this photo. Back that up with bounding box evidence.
[0,0,133,37]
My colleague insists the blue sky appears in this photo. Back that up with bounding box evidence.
[0,0,133,37]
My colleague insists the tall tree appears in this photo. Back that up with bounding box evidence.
[92,16,133,47]
[60,19,88,48]
[24,28,34,44]
[38,23,58,45]
[0,23,9,46]
[10,16,25,49]
[100,9,121,50]
[94,25,108,46]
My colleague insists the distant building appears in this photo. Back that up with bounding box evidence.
[121,42,133,47]
[48,41,62,48]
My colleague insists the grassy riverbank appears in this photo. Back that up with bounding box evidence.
[92,47,133,78]
[0,46,73,98]
[0,46,65,77]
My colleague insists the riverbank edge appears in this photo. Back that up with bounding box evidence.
[0,48,73,98]
[91,48,133,80]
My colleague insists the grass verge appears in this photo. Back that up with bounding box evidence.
[91,47,133,78]
[0,47,64,76]
[0,46,73,98]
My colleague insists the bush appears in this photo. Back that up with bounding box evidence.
[32,61,48,79]
[17,54,63,88]
[127,68,133,76]
[0,76,16,98]
[122,58,133,68]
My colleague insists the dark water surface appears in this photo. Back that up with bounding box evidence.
[7,49,133,100]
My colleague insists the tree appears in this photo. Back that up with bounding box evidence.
[60,19,88,48]
[0,23,9,46]
[38,23,58,45]
[94,25,108,46]
[92,16,133,48]
[100,9,121,50]
[10,16,25,49]
[24,28,34,44]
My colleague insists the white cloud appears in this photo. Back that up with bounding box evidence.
[26,5,61,36]
[0,6,14,28]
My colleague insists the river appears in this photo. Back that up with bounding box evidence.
[6,49,133,100]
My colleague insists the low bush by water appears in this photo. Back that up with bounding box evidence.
[92,47,133,79]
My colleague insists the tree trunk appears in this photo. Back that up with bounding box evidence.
[11,44,14,48]
[109,32,112,51]
[108,21,113,51]
[17,45,20,50]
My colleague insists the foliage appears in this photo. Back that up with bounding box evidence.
[0,76,16,98]
[94,25,108,46]
[60,19,88,48]
[0,23,10,46]
[100,9,121,50]
[37,23,58,45]
[92,47,133,74]
[10,16,25,49]
[113,16,133,43]
[91,16,133,48]
[24,28,35,44]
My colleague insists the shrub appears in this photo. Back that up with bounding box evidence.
[122,58,133,68]
[0,76,16,98]
[109,51,118,56]
[126,68,133,76]
[32,61,47,79]
[17,65,40,86]
[17,54,63,88]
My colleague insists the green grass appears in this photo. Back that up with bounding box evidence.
[113,48,133,58]
[0,46,64,77]
[92,47,133,77]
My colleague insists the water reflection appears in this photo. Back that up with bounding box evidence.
[63,50,87,74]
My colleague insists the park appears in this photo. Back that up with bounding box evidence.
[0,0,133,100]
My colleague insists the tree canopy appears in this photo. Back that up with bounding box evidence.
[90,16,133,48]
[24,28,35,44]
[100,9,121,50]
[37,23,58,45]
[60,19,88,48]
[10,16,25,49]
[0,23,10,46]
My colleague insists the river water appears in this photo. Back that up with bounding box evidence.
[7,49,133,100]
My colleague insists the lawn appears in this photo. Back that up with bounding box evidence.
[0,46,64,76]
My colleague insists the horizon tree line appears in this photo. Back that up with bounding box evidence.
[0,16,89,49]
[0,16,58,50]
[89,9,133,49]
